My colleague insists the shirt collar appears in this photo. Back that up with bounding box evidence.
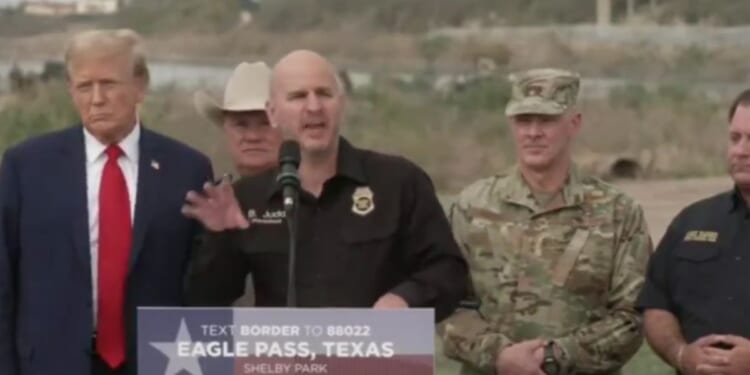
[265,136,367,199]
[83,123,141,164]
[501,163,585,211]
[334,137,367,184]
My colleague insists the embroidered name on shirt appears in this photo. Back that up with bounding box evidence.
[248,209,285,224]
[684,230,718,243]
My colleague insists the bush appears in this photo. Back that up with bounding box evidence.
[0,77,728,192]
[249,0,750,32]
[609,84,651,112]
[0,82,78,153]
[657,0,750,25]
[443,76,512,114]
[115,0,241,35]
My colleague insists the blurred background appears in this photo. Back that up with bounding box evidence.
[0,1,745,374]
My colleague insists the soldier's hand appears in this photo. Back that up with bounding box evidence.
[681,335,730,375]
[495,339,546,375]
[182,177,249,231]
[532,345,545,363]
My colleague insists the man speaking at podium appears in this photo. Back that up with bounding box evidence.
[183,50,467,322]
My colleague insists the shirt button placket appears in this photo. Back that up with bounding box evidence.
[311,202,320,243]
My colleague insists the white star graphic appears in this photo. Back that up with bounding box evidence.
[150,318,204,375]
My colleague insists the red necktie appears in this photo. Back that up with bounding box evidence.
[97,145,131,368]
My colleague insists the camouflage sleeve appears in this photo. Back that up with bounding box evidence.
[440,200,515,373]
[442,309,515,373]
[553,198,653,374]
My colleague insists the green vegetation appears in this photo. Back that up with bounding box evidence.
[0,81,694,375]
[113,0,241,35]
[0,75,728,193]
[254,0,750,31]
[6,0,750,38]
[2,1,749,85]
[0,82,76,152]
[0,2,737,374]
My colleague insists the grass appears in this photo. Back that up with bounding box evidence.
[623,345,672,375]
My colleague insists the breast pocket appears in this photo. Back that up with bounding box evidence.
[460,220,518,308]
[469,249,509,310]
[671,242,722,300]
[340,219,398,262]
[340,220,397,247]
[334,217,400,289]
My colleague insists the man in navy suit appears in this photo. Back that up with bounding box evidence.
[0,29,213,375]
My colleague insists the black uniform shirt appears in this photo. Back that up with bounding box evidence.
[187,137,468,322]
[636,187,750,342]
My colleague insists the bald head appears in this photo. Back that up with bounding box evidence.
[266,50,346,156]
[270,50,342,97]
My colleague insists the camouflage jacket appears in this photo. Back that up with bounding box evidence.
[442,166,652,375]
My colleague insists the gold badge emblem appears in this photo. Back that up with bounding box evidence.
[352,186,375,216]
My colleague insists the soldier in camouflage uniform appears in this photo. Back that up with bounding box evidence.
[442,68,653,375]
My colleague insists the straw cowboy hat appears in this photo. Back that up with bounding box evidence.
[193,61,271,126]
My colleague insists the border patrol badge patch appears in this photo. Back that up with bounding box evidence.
[352,186,375,216]
[684,230,718,243]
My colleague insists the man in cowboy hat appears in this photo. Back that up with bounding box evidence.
[193,61,281,307]
[194,61,281,177]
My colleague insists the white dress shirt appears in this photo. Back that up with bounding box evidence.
[84,124,140,326]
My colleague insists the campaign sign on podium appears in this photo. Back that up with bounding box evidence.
[138,307,435,375]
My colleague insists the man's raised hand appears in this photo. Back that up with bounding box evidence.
[182,176,249,231]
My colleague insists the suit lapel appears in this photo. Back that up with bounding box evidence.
[130,128,160,271]
[58,127,92,270]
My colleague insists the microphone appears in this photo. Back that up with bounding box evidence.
[276,140,301,212]
[276,140,301,307]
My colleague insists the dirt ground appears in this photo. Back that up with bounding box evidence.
[615,176,732,243]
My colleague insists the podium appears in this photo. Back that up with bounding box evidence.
[138,307,435,375]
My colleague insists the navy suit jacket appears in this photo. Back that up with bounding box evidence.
[0,125,213,375]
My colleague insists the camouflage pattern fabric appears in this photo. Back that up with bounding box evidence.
[442,165,652,375]
[505,68,580,117]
